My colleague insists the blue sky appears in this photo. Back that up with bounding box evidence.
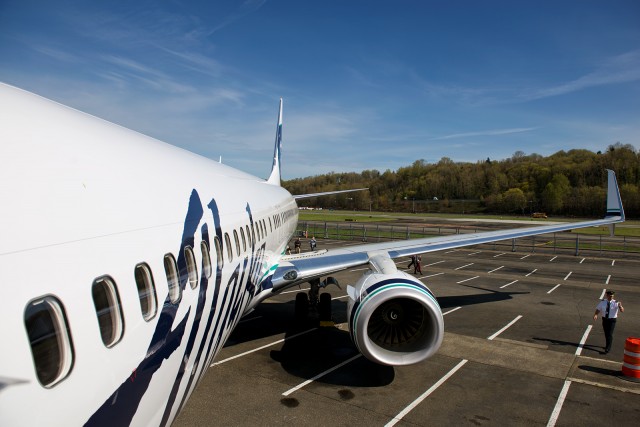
[1,1,639,179]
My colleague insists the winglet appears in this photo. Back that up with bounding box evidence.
[605,169,625,236]
[267,98,283,186]
[605,169,625,220]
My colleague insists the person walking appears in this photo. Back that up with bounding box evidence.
[414,254,422,275]
[294,237,301,254]
[310,236,317,251]
[593,290,625,354]
[407,255,416,269]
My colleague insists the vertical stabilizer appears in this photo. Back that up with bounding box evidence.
[267,98,283,186]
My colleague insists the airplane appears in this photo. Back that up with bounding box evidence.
[0,82,625,426]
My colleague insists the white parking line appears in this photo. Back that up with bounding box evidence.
[493,253,506,258]
[468,251,481,256]
[500,280,518,289]
[576,325,592,356]
[580,258,586,264]
[487,315,523,340]
[546,380,572,427]
[456,276,479,284]
[385,359,469,427]
[455,263,474,270]
[425,260,446,267]
[599,289,606,299]
[212,328,317,366]
[443,307,462,316]
[525,268,537,277]
[611,260,615,266]
[282,354,362,396]
[488,266,504,274]
[420,272,444,279]
[520,254,531,260]
[547,284,561,294]
[605,275,611,285]
[549,256,557,262]
[445,249,459,254]
[563,271,572,280]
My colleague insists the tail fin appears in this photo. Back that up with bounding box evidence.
[267,98,283,186]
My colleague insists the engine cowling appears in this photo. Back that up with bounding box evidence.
[347,270,444,366]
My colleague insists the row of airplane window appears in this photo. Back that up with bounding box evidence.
[22,209,297,389]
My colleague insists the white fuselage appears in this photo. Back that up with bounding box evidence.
[0,84,297,426]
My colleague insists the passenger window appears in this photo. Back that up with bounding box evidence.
[134,263,158,321]
[224,233,233,262]
[240,228,247,252]
[24,296,74,388]
[92,277,124,348]
[184,246,198,289]
[201,241,212,279]
[269,217,272,232]
[213,236,223,268]
[233,230,240,256]
[164,253,181,303]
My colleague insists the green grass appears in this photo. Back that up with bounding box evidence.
[566,225,640,237]
[298,211,395,222]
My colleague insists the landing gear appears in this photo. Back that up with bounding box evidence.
[293,276,340,326]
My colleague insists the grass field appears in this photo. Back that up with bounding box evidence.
[298,210,640,237]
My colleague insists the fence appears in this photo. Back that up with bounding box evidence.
[296,221,640,257]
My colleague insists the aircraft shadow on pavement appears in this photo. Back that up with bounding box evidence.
[227,297,395,387]
[271,323,395,388]
[224,292,348,347]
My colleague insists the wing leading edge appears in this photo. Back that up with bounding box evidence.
[271,169,624,291]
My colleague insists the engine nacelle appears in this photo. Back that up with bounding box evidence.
[347,270,444,366]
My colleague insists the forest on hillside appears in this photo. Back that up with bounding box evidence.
[283,143,639,218]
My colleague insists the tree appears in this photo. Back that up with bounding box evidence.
[502,188,527,214]
[542,174,571,213]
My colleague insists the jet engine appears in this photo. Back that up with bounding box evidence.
[347,270,444,366]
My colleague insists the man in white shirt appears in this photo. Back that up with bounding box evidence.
[593,290,625,354]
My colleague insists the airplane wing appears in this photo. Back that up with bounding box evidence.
[270,169,624,292]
